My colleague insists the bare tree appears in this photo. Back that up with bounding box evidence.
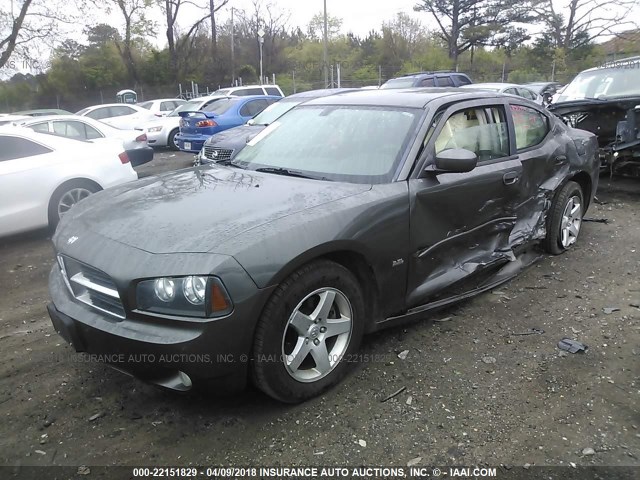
[0,0,80,71]
[381,12,426,60]
[209,0,230,53]
[532,0,640,49]
[102,0,156,85]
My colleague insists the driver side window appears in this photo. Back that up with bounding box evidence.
[434,106,509,162]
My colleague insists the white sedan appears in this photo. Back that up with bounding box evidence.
[460,83,543,104]
[0,127,138,237]
[140,96,229,150]
[76,103,157,130]
[16,115,154,167]
[137,98,187,117]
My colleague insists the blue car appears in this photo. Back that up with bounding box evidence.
[175,95,280,153]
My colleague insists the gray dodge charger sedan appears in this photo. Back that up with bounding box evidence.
[47,89,599,403]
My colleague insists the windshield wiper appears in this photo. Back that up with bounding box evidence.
[254,167,330,181]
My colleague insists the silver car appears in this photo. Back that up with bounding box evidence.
[461,83,543,104]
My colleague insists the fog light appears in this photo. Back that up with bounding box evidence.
[154,278,176,302]
[183,276,206,305]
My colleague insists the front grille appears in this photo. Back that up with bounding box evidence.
[58,255,125,319]
[203,146,234,162]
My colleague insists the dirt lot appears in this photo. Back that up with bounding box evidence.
[0,150,638,471]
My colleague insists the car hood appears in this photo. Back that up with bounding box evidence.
[206,124,264,150]
[549,96,640,149]
[58,165,371,254]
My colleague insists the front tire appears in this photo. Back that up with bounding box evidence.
[168,129,179,151]
[543,181,584,254]
[252,260,365,403]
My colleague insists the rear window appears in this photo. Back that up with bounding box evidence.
[233,88,264,96]
[138,101,153,109]
[455,75,472,85]
[202,98,239,114]
[265,87,282,96]
[380,78,417,89]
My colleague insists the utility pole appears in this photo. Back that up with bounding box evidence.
[551,59,556,82]
[258,29,265,85]
[231,7,235,85]
[337,62,341,88]
[323,0,328,88]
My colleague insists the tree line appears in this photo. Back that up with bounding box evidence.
[0,0,638,111]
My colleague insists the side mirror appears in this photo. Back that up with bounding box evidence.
[429,148,478,173]
[247,119,255,126]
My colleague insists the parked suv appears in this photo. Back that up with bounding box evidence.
[212,84,284,97]
[381,71,472,89]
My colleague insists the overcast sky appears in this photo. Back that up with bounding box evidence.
[219,0,428,37]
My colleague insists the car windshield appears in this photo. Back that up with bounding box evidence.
[380,78,417,89]
[556,65,640,102]
[232,105,419,184]
[168,100,202,117]
[250,99,300,125]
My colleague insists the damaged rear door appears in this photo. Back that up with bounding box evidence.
[506,102,568,246]
[406,99,522,308]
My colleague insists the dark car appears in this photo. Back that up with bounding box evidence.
[196,88,356,166]
[47,88,598,403]
[549,57,640,176]
[175,95,280,153]
[526,82,564,105]
[381,71,472,89]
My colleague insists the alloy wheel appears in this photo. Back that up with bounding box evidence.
[560,195,582,248]
[281,287,353,383]
[58,187,92,219]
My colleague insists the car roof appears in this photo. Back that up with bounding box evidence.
[465,82,522,89]
[302,88,504,109]
[286,88,357,99]
[83,103,141,109]
[17,114,99,123]
[0,125,91,146]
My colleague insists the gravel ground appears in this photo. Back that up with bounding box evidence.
[0,150,638,472]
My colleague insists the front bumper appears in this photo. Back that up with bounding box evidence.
[126,146,154,167]
[47,250,275,393]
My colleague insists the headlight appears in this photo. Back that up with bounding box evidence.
[136,276,232,318]
[147,126,163,133]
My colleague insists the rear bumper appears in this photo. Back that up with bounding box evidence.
[175,134,208,153]
[127,146,154,167]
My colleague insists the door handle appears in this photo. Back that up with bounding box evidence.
[503,171,519,185]
[555,155,567,165]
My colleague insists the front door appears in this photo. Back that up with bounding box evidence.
[406,100,522,307]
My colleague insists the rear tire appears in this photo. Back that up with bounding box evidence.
[168,129,179,151]
[48,180,101,231]
[543,181,584,255]
[251,260,365,403]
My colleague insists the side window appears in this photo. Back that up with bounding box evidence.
[504,88,518,95]
[437,76,454,87]
[434,106,509,162]
[240,99,268,117]
[265,87,282,96]
[29,122,50,133]
[510,105,549,150]
[84,124,103,140]
[160,101,174,111]
[455,75,472,86]
[420,77,436,87]
[109,106,135,117]
[53,121,85,139]
[86,107,110,120]
[0,136,52,161]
